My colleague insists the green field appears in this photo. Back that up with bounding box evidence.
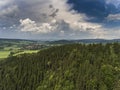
[0,50,39,59]
[14,50,39,56]
[0,51,10,59]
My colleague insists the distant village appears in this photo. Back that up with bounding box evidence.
[21,44,50,50]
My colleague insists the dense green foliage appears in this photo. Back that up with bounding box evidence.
[0,43,120,90]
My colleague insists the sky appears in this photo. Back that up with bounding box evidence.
[0,0,120,40]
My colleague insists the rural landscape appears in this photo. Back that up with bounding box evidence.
[0,38,51,60]
[1,38,120,90]
[1,38,120,60]
[1,0,120,90]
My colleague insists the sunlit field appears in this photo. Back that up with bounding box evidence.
[0,50,39,59]
[0,51,10,59]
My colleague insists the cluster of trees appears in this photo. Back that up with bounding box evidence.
[0,43,120,90]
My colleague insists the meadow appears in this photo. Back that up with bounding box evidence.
[0,51,10,59]
[0,50,39,60]
[0,39,43,60]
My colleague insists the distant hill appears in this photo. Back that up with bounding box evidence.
[1,38,120,45]
[48,39,120,44]
[1,43,120,90]
[0,38,37,43]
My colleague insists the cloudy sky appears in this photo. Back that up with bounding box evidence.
[0,0,120,40]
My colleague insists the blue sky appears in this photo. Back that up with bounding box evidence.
[0,0,120,40]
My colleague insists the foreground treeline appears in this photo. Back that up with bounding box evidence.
[0,43,120,90]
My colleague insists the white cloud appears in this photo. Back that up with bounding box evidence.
[17,0,108,39]
[20,18,58,33]
[106,0,120,7]
[19,18,108,39]
[50,0,86,27]
[0,0,116,39]
[107,14,120,21]
[49,0,107,38]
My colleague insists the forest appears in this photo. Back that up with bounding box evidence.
[0,43,120,90]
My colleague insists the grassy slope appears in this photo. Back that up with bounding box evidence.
[0,50,39,59]
[14,50,39,56]
[0,51,10,59]
[0,38,39,59]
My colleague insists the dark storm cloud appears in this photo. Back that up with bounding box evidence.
[67,0,119,20]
